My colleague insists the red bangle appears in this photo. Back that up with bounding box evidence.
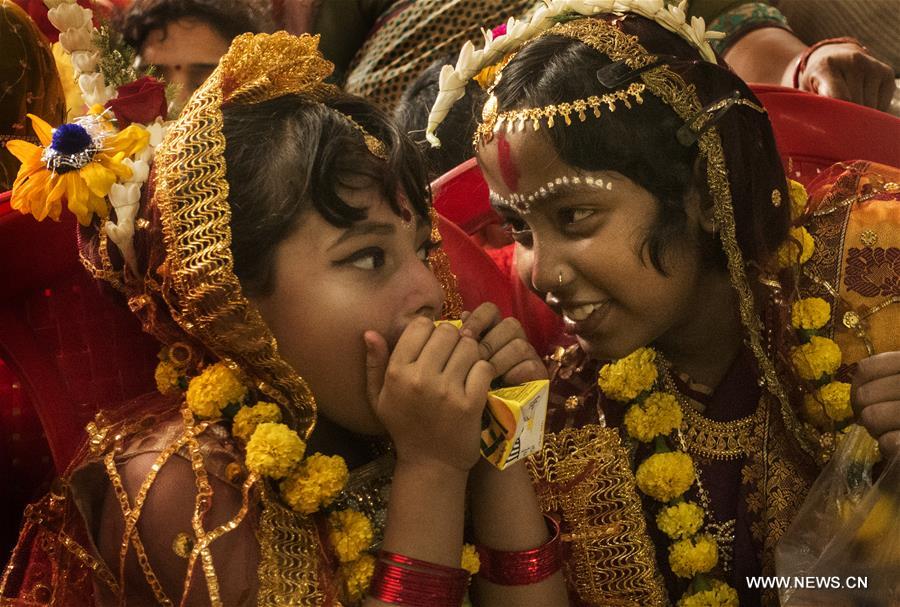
[793,37,866,89]
[369,551,470,606]
[475,515,563,586]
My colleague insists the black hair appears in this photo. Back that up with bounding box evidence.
[221,93,432,296]
[492,15,790,272]
[395,56,486,178]
[116,0,274,51]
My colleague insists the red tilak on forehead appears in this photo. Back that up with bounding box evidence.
[496,133,520,192]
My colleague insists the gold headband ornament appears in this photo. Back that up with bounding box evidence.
[426,0,724,148]
[477,81,647,146]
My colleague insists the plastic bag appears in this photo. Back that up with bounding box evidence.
[776,424,900,605]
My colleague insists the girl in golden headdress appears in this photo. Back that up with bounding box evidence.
[427,3,900,606]
[1,26,570,607]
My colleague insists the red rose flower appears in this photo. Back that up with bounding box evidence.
[105,76,168,127]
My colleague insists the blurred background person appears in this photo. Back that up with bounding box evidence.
[1,0,66,190]
[116,0,273,107]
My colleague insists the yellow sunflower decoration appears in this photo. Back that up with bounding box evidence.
[6,113,148,225]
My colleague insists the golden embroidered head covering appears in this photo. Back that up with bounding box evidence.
[0,0,66,190]
[153,32,347,438]
[428,3,820,456]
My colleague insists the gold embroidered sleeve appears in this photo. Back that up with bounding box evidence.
[79,416,261,606]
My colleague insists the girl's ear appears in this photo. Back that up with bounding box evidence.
[687,158,716,234]
[689,188,717,234]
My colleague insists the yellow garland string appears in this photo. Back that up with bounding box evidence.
[780,183,855,432]
[598,347,737,604]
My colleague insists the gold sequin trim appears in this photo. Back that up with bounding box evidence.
[859,229,878,247]
[430,209,464,319]
[153,32,322,438]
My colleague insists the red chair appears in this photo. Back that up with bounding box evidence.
[439,213,564,357]
[752,85,900,184]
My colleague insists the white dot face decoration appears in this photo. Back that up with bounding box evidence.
[489,174,613,215]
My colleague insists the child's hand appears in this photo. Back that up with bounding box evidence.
[853,351,900,459]
[364,317,494,473]
[461,302,548,386]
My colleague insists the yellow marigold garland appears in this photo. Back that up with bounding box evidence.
[657,501,705,540]
[790,297,830,331]
[329,509,374,563]
[461,543,481,575]
[597,347,737,601]
[232,401,282,442]
[818,381,853,422]
[153,355,388,604]
[776,226,815,269]
[185,362,248,418]
[788,178,808,220]
[802,392,832,429]
[669,534,719,578]
[791,336,842,382]
[774,207,856,432]
[245,422,306,479]
[677,579,739,607]
[623,391,682,442]
[280,453,349,514]
[341,553,376,602]
[154,360,183,396]
[635,452,696,502]
[597,347,658,401]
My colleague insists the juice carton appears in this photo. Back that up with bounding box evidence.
[480,380,549,470]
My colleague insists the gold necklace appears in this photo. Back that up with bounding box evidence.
[662,369,765,461]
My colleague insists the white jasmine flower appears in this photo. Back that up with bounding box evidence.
[48,4,92,32]
[59,26,93,52]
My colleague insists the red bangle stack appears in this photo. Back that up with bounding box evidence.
[793,37,865,89]
[475,515,563,586]
[369,551,471,607]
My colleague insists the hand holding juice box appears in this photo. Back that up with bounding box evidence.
[434,320,548,469]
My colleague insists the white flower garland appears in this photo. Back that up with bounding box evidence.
[426,0,724,147]
[46,0,114,106]
[43,0,169,272]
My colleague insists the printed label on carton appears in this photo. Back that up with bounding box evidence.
[480,380,549,469]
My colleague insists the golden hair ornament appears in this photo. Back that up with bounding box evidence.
[426,0,724,147]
